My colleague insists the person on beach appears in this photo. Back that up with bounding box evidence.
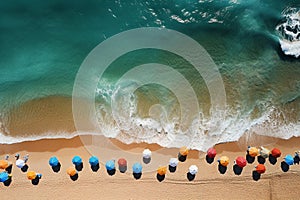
[15,153,29,172]
[294,151,300,164]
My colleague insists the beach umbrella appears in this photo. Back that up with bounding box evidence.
[0,160,9,169]
[248,147,259,157]
[284,154,294,166]
[235,156,247,168]
[169,158,179,167]
[179,146,189,156]
[142,149,152,159]
[219,156,229,167]
[16,159,25,168]
[255,164,266,174]
[157,166,167,176]
[0,172,9,182]
[271,148,281,158]
[89,156,99,166]
[188,165,198,175]
[105,160,115,171]
[260,147,270,158]
[118,158,127,166]
[132,163,142,174]
[49,157,59,167]
[72,156,82,165]
[207,148,217,158]
[27,171,37,180]
[67,167,77,177]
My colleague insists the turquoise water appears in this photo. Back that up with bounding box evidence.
[0,0,299,148]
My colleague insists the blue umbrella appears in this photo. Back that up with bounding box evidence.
[132,163,142,173]
[284,154,294,165]
[89,156,99,166]
[49,156,59,167]
[0,172,9,182]
[105,160,115,170]
[72,156,82,166]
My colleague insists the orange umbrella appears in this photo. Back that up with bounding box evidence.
[248,147,259,157]
[219,156,229,167]
[179,146,189,156]
[27,171,37,180]
[0,160,9,169]
[157,166,167,176]
[67,167,77,177]
[271,148,281,158]
[255,164,266,174]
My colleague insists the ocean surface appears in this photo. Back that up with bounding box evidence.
[0,0,299,151]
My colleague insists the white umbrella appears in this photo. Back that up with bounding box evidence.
[188,165,198,175]
[16,159,25,168]
[260,147,270,159]
[143,149,152,159]
[169,158,179,167]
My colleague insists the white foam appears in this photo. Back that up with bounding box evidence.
[276,7,300,58]
[279,39,300,58]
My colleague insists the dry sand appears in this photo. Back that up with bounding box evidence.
[1,136,300,200]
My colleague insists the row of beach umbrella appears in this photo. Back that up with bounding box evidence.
[1,146,300,186]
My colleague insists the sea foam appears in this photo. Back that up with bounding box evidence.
[276,7,300,58]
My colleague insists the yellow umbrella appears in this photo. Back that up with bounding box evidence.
[179,146,189,156]
[248,147,259,157]
[219,156,229,167]
[0,160,9,169]
[157,166,167,176]
[27,171,37,180]
[67,167,77,177]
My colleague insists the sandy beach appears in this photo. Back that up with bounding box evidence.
[0,136,300,200]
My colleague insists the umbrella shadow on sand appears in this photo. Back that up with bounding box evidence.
[178,153,187,162]
[218,163,227,174]
[252,171,261,181]
[52,163,61,173]
[31,177,41,186]
[70,174,79,181]
[294,155,300,165]
[246,154,255,164]
[3,177,12,187]
[75,163,83,172]
[281,161,290,172]
[91,163,100,172]
[21,164,29,173]
[233,164,243,175]
[156,174,165,182]
[187,172,195,181]
[169,165,177,173]
[5,165,13,174]
[268,155,277,165]
[107,169,116,176]
[205,155,214,164]
[257,156,266,164]
[133,172,142,180]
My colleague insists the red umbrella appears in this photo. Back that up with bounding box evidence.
[118,158,127,166]
[207,148,217,158]
[271,148,281,158]
[235,156,247,168]
[256,164,266,174]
